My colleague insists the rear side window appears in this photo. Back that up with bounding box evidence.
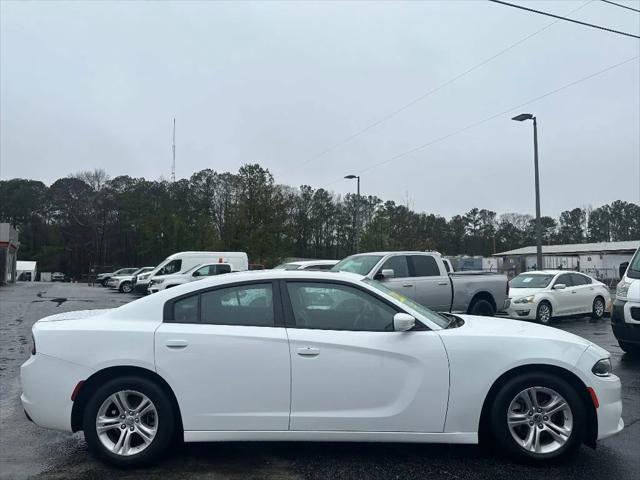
[201,284,274,327]
[570,273,590,285]
[410,255,441,277]
[173,295,198,323]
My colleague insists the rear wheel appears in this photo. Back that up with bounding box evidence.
[591,297,605,319]
[536,301,553,324]
[120,281,133,294]
[83,376,175,467]
[469,298,496,317]
[490,372,585,462]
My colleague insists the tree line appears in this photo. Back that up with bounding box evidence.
[1,164,638,277]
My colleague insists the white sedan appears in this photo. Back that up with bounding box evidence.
[21,271,622,467]
[506,271,611,324]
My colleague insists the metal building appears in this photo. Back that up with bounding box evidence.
[494,240,639,284]
[0,223,20,285]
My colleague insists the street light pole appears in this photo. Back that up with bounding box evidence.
[344,174,361,253]
[532,117,543,270]
[512,113,543,270]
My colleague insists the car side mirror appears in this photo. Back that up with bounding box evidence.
[192,271,200,277]
[380,268,395,279]
[553,283,566,290]
[394,313,415,332]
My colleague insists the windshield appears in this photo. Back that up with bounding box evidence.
[627,248,640,279]
[332,255,383,275]
[274,263,302,270]
[363,279,449,329]
[510,274,554,289]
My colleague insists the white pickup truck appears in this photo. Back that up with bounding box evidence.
[332,251,509,316]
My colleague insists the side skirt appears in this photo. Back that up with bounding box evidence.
[184,430,478,444]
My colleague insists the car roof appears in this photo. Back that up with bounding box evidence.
[345,251,440,257]
[152,270,365,294]
[286,260,338,266]
[518,270,588,276]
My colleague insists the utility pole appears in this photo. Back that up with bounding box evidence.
[171,118,176,182]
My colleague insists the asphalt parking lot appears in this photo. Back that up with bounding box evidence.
[1,282,638,480]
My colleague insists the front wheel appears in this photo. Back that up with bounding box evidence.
[618,340,640,355]
[120,281,133,294]
[536,301,553,324]
[83,376,175,467]
[490,372,586,462]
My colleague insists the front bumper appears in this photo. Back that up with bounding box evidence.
[21,353,94,432]
[504,300,538,320]
[611,298,640,344]
[133,282,150,294]
[575,346,624,441]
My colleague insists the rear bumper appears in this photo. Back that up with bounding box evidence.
[21,353,94,432]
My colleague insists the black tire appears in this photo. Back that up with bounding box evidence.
[591,297,605,320]
[119,281,133,294]
[618,341,640,355]
[82,376,175,468]
[536,301,553,324]
[469,298,496,317]
[490,372,586,463]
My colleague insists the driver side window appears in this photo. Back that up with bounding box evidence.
[286,282,398,331]
[554,273,573,287]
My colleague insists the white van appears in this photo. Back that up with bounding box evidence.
[612,247,640,355]
[135,252,248,293]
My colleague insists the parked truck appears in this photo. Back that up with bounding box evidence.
[331,251,509,316]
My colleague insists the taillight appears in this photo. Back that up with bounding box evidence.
[31,335,36,355]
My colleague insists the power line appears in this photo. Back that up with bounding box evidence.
[601,0,640,13]
[292,0,594,171]
[488,0,640,38]
[323,55,639,189]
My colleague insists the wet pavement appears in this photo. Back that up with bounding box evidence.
[1,282,638,479]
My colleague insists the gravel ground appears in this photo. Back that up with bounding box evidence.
[1,282,638,480]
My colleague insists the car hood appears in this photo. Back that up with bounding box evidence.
[37,309,113,323]
[155,273,187,281]
[451,314,592,348]
[508,287,548,298]
[111,275,133,281]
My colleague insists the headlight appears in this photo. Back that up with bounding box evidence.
[616,280,631,299]
[139,274,150,281]
[592,358,612,377]
[151,279,164,285]
[513,295,535,304]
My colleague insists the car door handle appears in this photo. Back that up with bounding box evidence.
[403,283,413,288]
[437,281,448,285]
[297,347,320,357]
[571,291,577,294]
[165,339,188,349]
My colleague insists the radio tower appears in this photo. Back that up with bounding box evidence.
[171,118,176,182]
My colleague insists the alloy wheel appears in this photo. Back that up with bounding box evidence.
[507,386,573,455]
[594,299,604,317]
[96,390,158,456]
[538,304,551,323]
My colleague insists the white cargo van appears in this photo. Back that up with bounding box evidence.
[135,252,248,293]
[612,247,640,355]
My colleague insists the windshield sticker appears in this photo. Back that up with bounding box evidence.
[522,277,533,283]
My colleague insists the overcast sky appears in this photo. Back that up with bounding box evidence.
[1,0,639,218]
